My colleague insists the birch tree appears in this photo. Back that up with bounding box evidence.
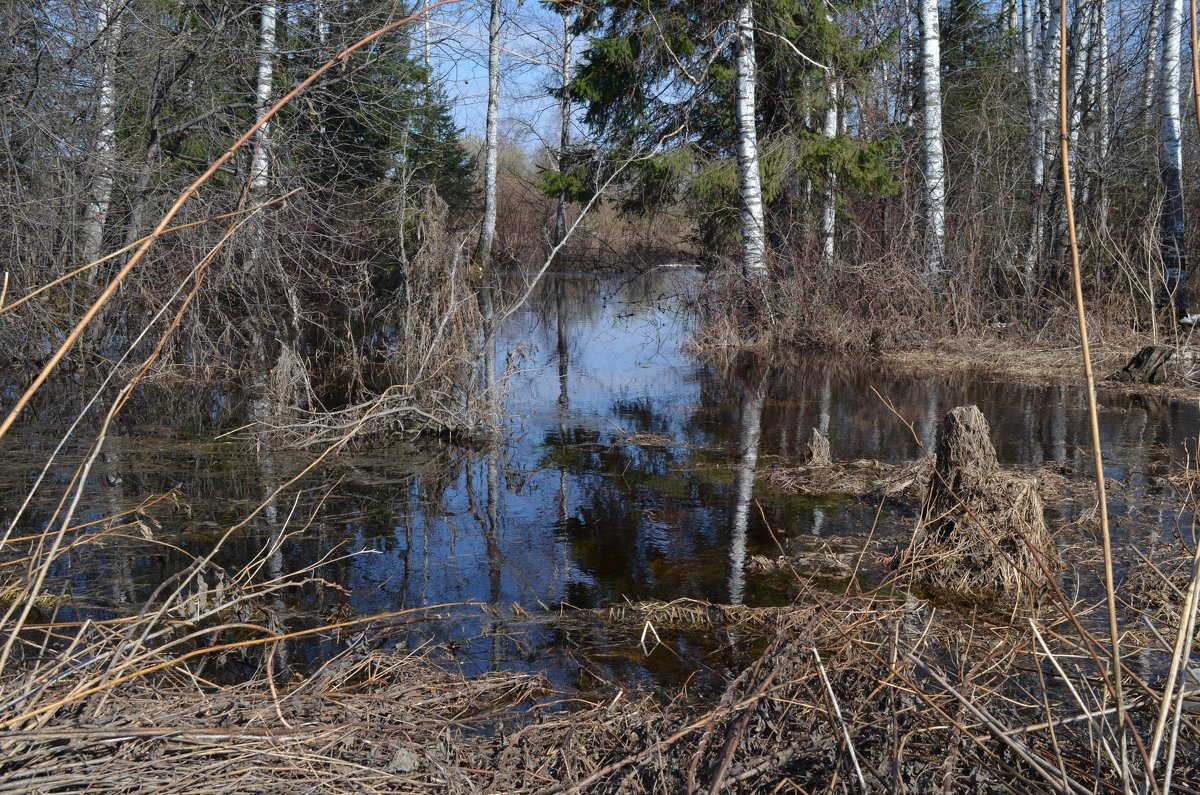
[1023,0,1062,295]
[1093,0,1109,226]
[1021,0,1042,294]
[249,0,278,204]
[919,0,947,295]
[554,7,575,245]
[734,0,767,282]
[79,0,123,268]
[476,0,502,269]
[1160,0,1188,318]
[820,78,840,266]
[1144,0,1162,132]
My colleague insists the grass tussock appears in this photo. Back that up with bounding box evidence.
[895,405,1061,604]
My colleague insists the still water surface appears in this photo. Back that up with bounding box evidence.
[5,268,1198,689]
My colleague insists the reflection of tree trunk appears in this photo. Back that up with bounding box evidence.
[919,387,939,453]
[555,278,569,584]
[729,375,765,606]
[556,279,569,409]
[483,443,505,671]
[99,440,133,605]
[810,370,832,535]
[482,304,503,609]
[480,283,499,430]
[485,449,502,606]
[1050,386,1066,463]
[257,445,291,678]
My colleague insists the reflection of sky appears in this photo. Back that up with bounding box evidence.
[504,274,699,434]
[6,269,1200,664]
[345,270,706,618]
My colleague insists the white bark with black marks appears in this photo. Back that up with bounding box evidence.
[555,9,574,245]
[1021,0,1042,294]
[1145,0,1162,130]
[919,0,946,294]
[1161,0,1187,316]
[1066,1,1093,155]
[249,0,277,200]
[476,0,502,269]
[820,77,839,266]
[80,0,123,267]
[734,0,767,282]
[1094,0,1109,225]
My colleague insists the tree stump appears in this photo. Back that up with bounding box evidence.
[896,405,1059,603]
[802,428,832,467]
[1108,345,1173,384]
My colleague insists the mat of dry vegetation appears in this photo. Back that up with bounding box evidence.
[4,584,1199,793]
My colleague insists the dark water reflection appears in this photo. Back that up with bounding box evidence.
[3,268,1198,690]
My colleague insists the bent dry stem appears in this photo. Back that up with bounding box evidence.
[1059,0,1129,784]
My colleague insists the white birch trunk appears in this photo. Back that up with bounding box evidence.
[476,0,502,268]
[1160,0,1188,316]
[1022,0,1043,294]
[554,10,573,245]
[904,8,918,128]
[819,77,839,266]
[1145,0,1162,131]
[315,0,328,45]
[1039,0,1062,169]
[728,376,765,606]
[734,0,767,282]
[249,0,278,200]
[1026,0,1062,292]
[80,0,122,267]
[1067,2,1093,154]
[1095,0,1110,226]
[918,0,947,294]
[1059,0,1093,243]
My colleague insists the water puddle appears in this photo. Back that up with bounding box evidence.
[3,268,1198,692]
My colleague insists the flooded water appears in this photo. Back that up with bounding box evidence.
[3,268,1199,691]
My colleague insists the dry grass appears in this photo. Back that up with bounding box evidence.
[893,406,1061,603]
[0,593,1159,794]
[760,457,933,502]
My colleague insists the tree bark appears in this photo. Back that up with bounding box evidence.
[554,9,573,245]
[1021,0,1043,296]
[79,0,123,269]
[1094,0,1110,228]
[476,0,501,269]
[1145,0,1162,133]
[1161,0,1188,317]
[249,0,277,202]
[819,76,839,266]
[734,0,767,283]
[918,0,947,295]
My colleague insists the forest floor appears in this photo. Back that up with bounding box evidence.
[883,328,1200,400]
